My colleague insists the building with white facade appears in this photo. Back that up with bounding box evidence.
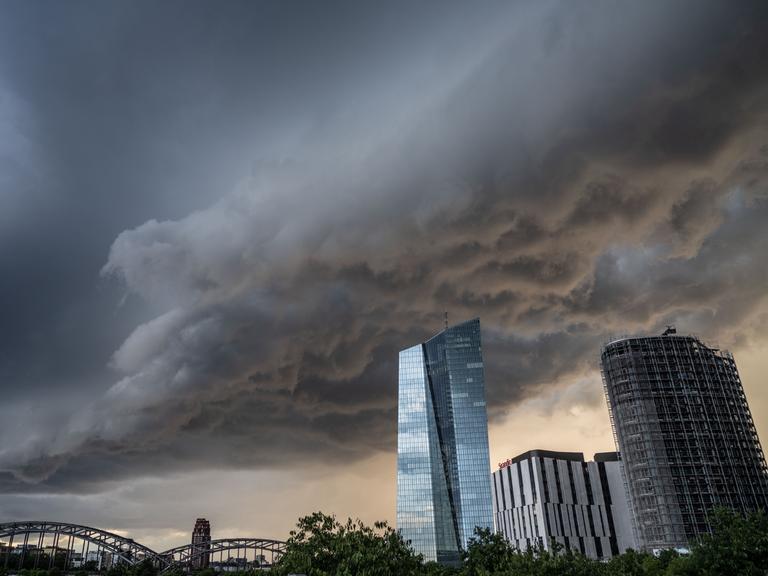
[491,450,636,560]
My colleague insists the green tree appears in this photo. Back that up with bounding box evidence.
[269,508,768,576]
[423,561,458,576]
[106,563,128,576]
[273,511,425,576]
[662,555,697,576]
[526,545,604,576]
[130,559,158,576]
[686,508,768,576]
[604,548,660,576]
[462,527,518,575]
[463,528,606,576]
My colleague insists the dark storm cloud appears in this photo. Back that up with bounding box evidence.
[2,0,768,498]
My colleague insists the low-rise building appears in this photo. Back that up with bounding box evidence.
[491,450,636,559]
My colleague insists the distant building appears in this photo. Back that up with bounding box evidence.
[492,450,636,559]
[69,552,84,568]
[191,518,212,569]
[601,328,768,552]
[397,318,494,564]
[84,550,110,570]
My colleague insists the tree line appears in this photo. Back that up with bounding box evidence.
[2,508,765,576]
[272,508,768,576]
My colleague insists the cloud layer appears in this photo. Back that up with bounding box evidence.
[1,0,768,515]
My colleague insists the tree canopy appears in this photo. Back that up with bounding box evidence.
[271,511,425,576]
[272,508,768,576]
[3,509,765,576]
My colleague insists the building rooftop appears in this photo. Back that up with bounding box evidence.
[496,450,621,470]
[498,449,585,469]
[425,316,480,344]
[594,452,619,462]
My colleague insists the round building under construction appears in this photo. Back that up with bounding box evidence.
[601,328,768,553]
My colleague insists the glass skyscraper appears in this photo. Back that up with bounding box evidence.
[396,317,494,564]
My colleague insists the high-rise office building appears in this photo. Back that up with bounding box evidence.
[397,317,494,564]
[491,450,636,560]
[191,518,211,569]
[601,328,768,552]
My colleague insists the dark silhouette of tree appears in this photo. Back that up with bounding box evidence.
[272,511,426,576]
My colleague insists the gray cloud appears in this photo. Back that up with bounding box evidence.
[1,0,768,510]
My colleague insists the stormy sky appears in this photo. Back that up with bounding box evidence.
[2,0,768,549]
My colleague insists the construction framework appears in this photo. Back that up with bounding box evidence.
[601,329,768,551]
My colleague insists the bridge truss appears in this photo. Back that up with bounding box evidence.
[0,522,286,572]
[160,539,287,570]
[0,521,170,570]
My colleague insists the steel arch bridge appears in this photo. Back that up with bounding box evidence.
[160,539,287,570]
[0,521,171,570]
[0,522,286,572]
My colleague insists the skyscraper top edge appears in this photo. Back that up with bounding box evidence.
[398,343,424,357]
[602,330,725,354]
[424,316,480,345]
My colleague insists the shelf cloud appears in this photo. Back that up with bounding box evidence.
[1,0,767,543]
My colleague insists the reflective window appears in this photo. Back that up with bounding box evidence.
[397,318,494,564]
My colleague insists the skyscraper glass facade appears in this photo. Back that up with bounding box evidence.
[397,318,494,563]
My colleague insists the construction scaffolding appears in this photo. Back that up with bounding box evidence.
[601,328,768,552]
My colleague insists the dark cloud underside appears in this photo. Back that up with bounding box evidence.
[1,0,768,505]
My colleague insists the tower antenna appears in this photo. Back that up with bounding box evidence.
[444,311,448,330]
